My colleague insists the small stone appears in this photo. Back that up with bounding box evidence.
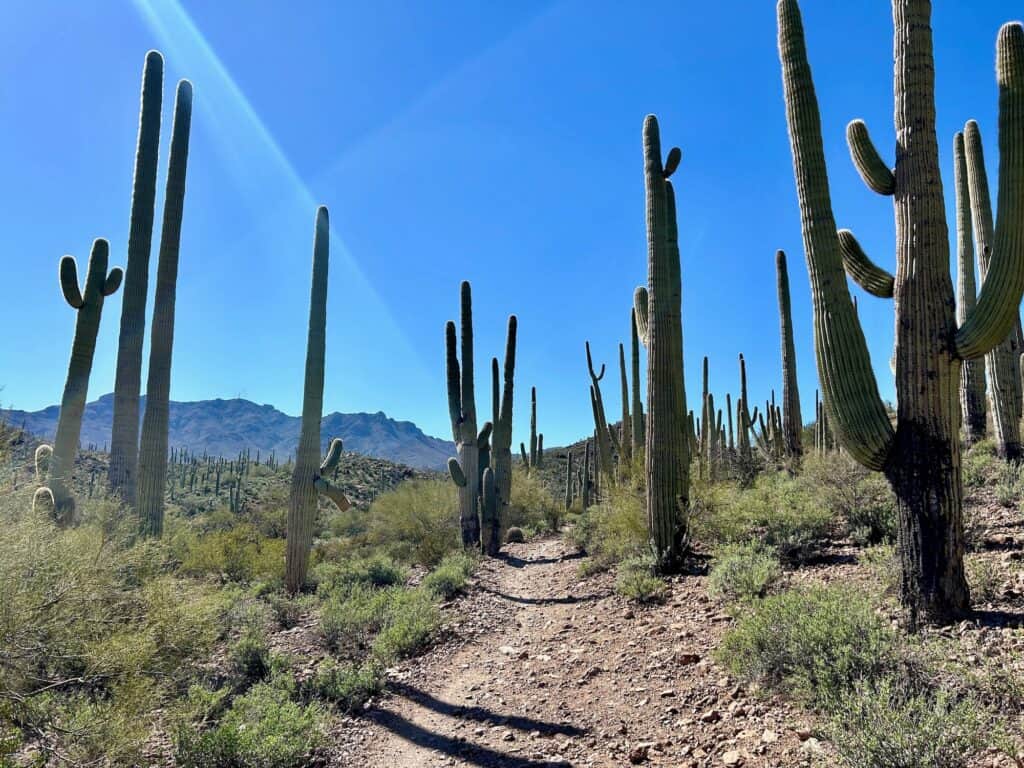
[761,730,778,744]
[721,750,743,766]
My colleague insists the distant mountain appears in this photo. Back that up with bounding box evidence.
[1,394,454,470]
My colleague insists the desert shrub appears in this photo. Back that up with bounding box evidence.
[174,524,285,583]
[691,472,832,561]
[570,483,648,569]
[800,453,897,544]
[994,461,1024,508]
[708,541,782,602]
[828,675,989,768]
[175,677,326,768]
[229,631,271,684]
[963,440,999,489]
[861,544,899,596]
[421,551,476,600]
[717,585,896,709]
[505,526,526,543]
[265,592,313,629]
[319,584,392,652]
[966,555,1002,605]
[364,479,459,566]
[615,555,668,604]
[310,659,384,713]
[371,588,441,662]
[313,553,407,595]
[507,467,562,532]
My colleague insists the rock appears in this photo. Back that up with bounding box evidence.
[721,750,743,766]
[801,737,825,757]
[761,730,778,744]
[628,743,651,764]
[700,710,722,724]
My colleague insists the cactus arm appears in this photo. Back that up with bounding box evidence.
[459,281,476,424]
[491,358,500,428]
[319,437,344,474]
[445,321,462,437]
[846,119,895,195]
[777,0,894,470]
[499,316,517,434]
[103,268,124,296]
[314,476,351,511]
[59,257,84,309]
[448,457,467,487]
[477,421,493,449]
[633,286,649,348]
[837,229,895,298]
[585,341,606,381]
[955,26,1024,360]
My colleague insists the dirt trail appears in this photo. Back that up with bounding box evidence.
[333,537,815,767]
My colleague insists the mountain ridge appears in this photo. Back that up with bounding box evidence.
[1,393,454,470]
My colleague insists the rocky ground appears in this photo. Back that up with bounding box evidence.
[330,505,1024,768]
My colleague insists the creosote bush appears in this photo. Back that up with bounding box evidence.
[615,555,668,604]
[708,541,783,603]
[799,453,896,544]
[421,551,476,600]
[309,659,383,713]
[362,479,459,566]
[508,465,563,533]
[570,482,648,571]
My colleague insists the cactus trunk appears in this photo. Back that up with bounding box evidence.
[137,81,192,538]
[446,282,480,548]
[642,115,690,571]
[775,250,803,458]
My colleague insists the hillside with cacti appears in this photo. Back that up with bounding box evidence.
[4,3,1024,767]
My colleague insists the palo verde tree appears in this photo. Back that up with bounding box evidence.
[777,0,1024,625]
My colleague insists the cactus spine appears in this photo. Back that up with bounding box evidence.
[642,114,689,570]
[954,131,987,445]
[489,316,517,553]
[775,250,803,458]
[137,80,192,537]
[109,51,163,506]
[964,120,1022,459]
[446,281,481,548]
[778,0,1024,623]
[285,208,351,593]
[36,241,123,524]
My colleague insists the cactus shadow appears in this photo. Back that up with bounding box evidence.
[498,551,584,569]
[476,583,606,606]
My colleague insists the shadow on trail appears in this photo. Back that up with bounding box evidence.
[970,608,1024,628]
[368,683,584,767]
[498,551,584,569]
[477,583,606,607]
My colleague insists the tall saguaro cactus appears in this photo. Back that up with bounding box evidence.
[585,342,616,481]
[630,308,645,456]
[36,240,123,524]
[109,51,164,505]
[777,0,1024,624]
[137,80,192,537]
[446,281,481,548]
[954,131,987,445]
[775,250,803,458]
[964,120,1022,459]
[489,315,517,553]
[285,208,351,593]
[642,114,689,571]
[618,342,632,462]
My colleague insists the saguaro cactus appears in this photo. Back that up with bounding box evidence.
[642,114,690,571]
[585,342,617,480]
[529,387,539,468]
[137,79,192,537]
[777,0,1024,624]
[446,281,481,548]
[489,315,517,552]
[285,207,351,593]
[954,131,987,445]
[964,120,1022,459]
[775,250,803,458]
[36,240,123,524]
[618,342,632,462]
[109,50,163,505]
[630,308,645,455]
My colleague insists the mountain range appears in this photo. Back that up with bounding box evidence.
[0,394,454,470]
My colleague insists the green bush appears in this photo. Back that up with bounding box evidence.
[364,479,459,566]
[708,541,782,602]
[508,467,562,532]
[371,588,441,662]
[174,524,285,583]
[691,471,833,561]
[421,551,476,600]
[966,555,1002,605]
[175,678,326,768]
[570,483,648,569]
[319,584,392,652]
[229,631,271,683]
[717,585,896,709]
[800,453,896,545]
[614,556,668,604]
[963,440,999,489]
[313,553,407,595]
[994,461,1024,508]
[310,659,383,713]
[828,675,989,768]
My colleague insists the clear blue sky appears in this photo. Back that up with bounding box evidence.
[0,1,1016,445]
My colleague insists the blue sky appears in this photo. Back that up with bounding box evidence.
[0,1,1017,445]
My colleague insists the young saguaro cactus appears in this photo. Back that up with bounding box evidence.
[109,51,164,506]
[777,0,1024,624]
[641,114,689,571]
[446,281,481,548]
[285,207,351,594]
[954,131,987,445]
[775,250,803,459]
[36,240,123,524]
[137,79,192,537]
